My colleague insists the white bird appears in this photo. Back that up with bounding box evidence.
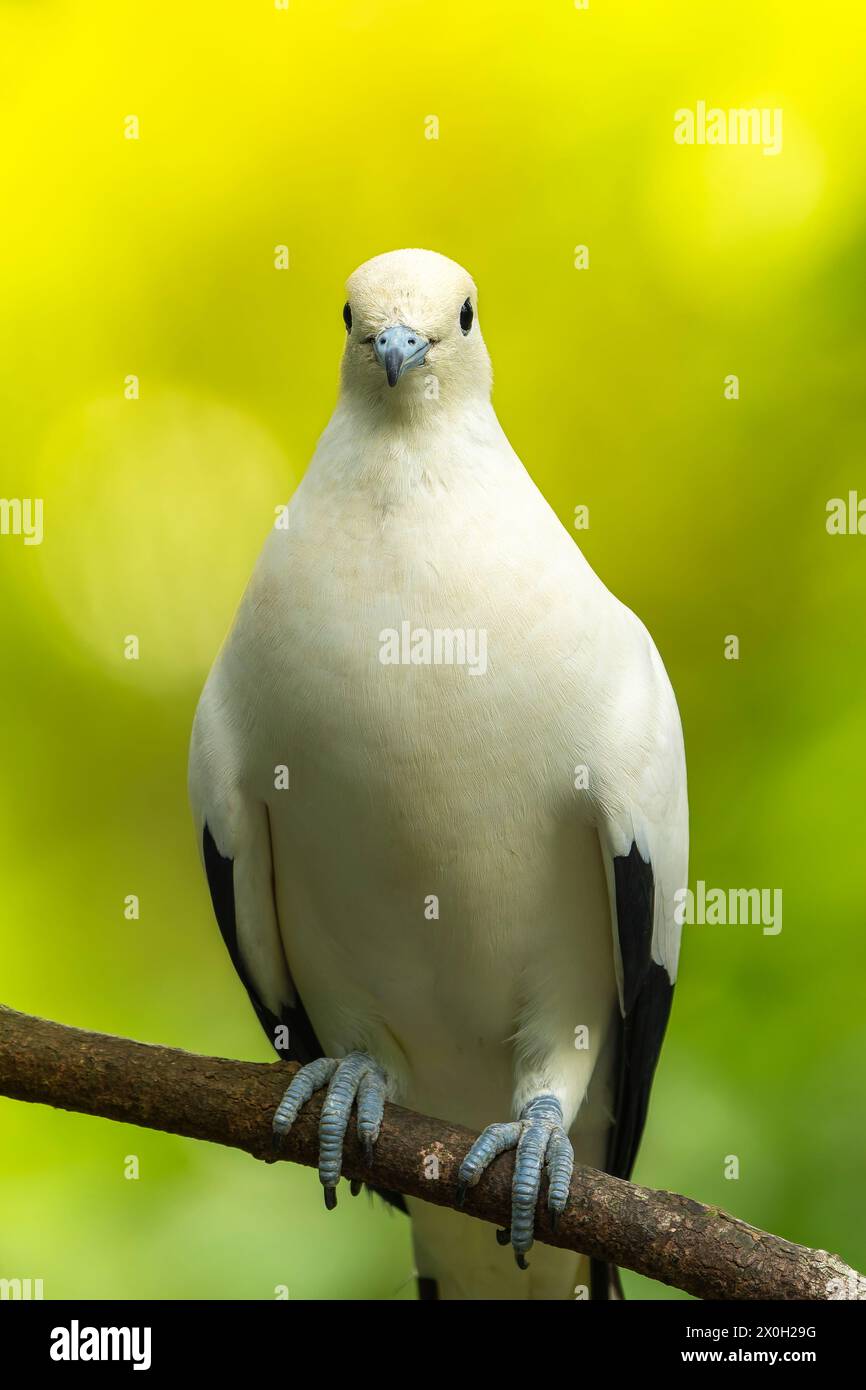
[189,248,688,1301]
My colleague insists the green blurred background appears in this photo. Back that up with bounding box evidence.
[1,0,864,1299]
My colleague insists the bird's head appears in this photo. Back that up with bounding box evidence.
[339,249,492,413]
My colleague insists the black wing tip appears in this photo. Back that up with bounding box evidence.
[201,821,323,1066]
[609,842,675,1183]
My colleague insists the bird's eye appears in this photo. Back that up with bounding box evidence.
[342,302,352,333]
[459,298,473,335]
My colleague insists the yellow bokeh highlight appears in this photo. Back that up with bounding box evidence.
[28,391,292,689]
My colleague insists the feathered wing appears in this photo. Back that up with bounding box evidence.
[189,691,321,1065]
[593,629,689,1299]
[188,682,407,1213]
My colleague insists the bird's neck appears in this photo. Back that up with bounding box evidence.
[306,394,519,506]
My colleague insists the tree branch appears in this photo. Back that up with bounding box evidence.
[0,1005,861,1300]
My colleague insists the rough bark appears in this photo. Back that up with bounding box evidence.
[0,1005,862,1301]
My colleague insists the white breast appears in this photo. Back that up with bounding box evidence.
[218,436,621,1135]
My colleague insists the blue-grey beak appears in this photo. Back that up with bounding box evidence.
[373,323,430,387]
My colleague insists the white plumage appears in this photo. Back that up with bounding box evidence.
[189,248,688,1300]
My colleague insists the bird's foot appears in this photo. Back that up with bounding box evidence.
[271,1051,387,1209]
[456,1093,574,1268]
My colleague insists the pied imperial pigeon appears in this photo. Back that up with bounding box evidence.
[189,248,688,1301]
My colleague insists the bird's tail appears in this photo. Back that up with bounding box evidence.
[590,1257,625,1300]
[408,1198,586,1300]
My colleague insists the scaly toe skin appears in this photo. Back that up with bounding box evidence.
[271,1051,389,1206]
[356,1065,387,1163]
[510,1095,574,1265]
[545,1125,575,1224]
[457,1121,521,1194]
[456,1095,574,1270]
[272,1057,338,1143]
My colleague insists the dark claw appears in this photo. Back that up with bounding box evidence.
[515,1251,529,1271]
[363,1138,374,1165]
[550,1210,559,1233]
[323,1186,338,1211]
[495,1226,511,1246]
[349,1179,363,1197]
[455,1183,467,1208]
